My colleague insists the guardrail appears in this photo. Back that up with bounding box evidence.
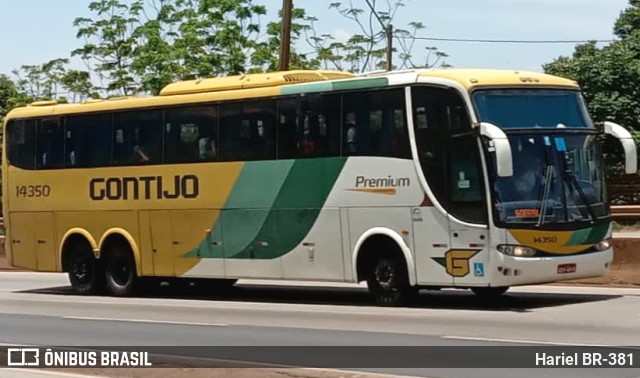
[611,205,640,222]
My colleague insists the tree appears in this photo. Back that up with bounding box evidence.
[72,0,143,96]
[95,0,315,95]
[0,75,31,190]
[543,0,640,203]
[169,0,314,78]
[0,75,23,124]
[303,0,448,72]
[251,7,321,72]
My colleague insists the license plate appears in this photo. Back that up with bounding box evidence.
[557,263,576,274]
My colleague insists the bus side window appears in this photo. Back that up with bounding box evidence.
[219,100,276,162]
[36,118,64,169]
[7,119,36,170]
[113,110,162,166]
[165,105,219,164]
[66,114,112,168]
[277,98,301,159]
[341,88,410,158]
[277,95,340,159]
[412,86,486,224]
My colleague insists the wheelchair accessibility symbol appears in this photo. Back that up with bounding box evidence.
[473,263,485,277]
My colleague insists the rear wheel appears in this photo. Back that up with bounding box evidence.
[104,243,137,297]
[367,257,417,306]
[471,286,509,298]
[67,240,104,295]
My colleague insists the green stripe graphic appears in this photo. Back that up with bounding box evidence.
[185,157,347,260]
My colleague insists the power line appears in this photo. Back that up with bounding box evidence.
[402,36,615,44]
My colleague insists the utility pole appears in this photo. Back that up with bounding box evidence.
[386,24,393,71]
[279,0,293,71]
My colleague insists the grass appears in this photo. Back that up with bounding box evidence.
[612,221,640,231]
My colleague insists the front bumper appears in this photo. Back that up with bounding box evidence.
[488,248,613,287]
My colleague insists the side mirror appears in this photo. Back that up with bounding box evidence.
[602,121,637,174]
[478,122,513,177]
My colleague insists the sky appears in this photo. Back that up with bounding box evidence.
[0,0,631,76]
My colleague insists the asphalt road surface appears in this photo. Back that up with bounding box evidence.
[0,272,639,378]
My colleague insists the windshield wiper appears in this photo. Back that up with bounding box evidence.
[536,165,555,227]
[563,169,598,223]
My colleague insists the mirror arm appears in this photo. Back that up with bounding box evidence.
[477,122,513,177]
[601,121,638,175]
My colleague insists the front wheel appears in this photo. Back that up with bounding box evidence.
[366,257,417,306]
[104,243,137,297]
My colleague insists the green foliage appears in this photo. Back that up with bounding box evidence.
[0,75,22,124]
[544,0,640,204]
[72,0,143,96]
[304,0,448,72]
[71,0,322,95]
[3,0,446,98]
[11,59,96,103]
[0,74,30,190]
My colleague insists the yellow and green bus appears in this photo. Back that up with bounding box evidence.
[2,69,636,305]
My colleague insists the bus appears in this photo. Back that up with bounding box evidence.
[2,69,636,306]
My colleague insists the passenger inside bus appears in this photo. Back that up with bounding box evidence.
[346,121,357,154]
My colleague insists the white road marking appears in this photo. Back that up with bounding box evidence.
[442,335,612,347]
[0,295,438,317]
[1,368,108,378]
[62,316,227,327]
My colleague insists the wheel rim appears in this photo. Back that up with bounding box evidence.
[109,253,131,287]
[71,252,92,285]
[375,262,396,291]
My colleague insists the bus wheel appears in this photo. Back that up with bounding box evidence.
[104,243,137,297]
[367,257,417,306]
[471,287,509,298]
[67,241,104,295]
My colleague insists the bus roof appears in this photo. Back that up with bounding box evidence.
[417,68,579,90]
[4,68,579,120]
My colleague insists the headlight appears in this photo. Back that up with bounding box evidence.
[595,239,612,251]
[498,244,537,257]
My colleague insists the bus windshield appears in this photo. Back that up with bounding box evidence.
[487,133,609,227]
[473,89,593,129]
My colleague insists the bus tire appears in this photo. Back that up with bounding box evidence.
[366,256,417,306]
[471,286,509,298]
[104,242,137,297]
[66,239,104,296]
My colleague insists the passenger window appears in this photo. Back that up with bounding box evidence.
[66,114,112,168]
[165,105,219,163]
[412,86,486,224]
[278,94,340,159]
[113,110,163,166]
[342,89,410,158]
[219,100,276,161]
[36,118,65,169]
[7,119,36,170]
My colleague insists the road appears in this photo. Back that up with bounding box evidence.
[0,272,639,378]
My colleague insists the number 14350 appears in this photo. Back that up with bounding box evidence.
[16,185,51,198]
